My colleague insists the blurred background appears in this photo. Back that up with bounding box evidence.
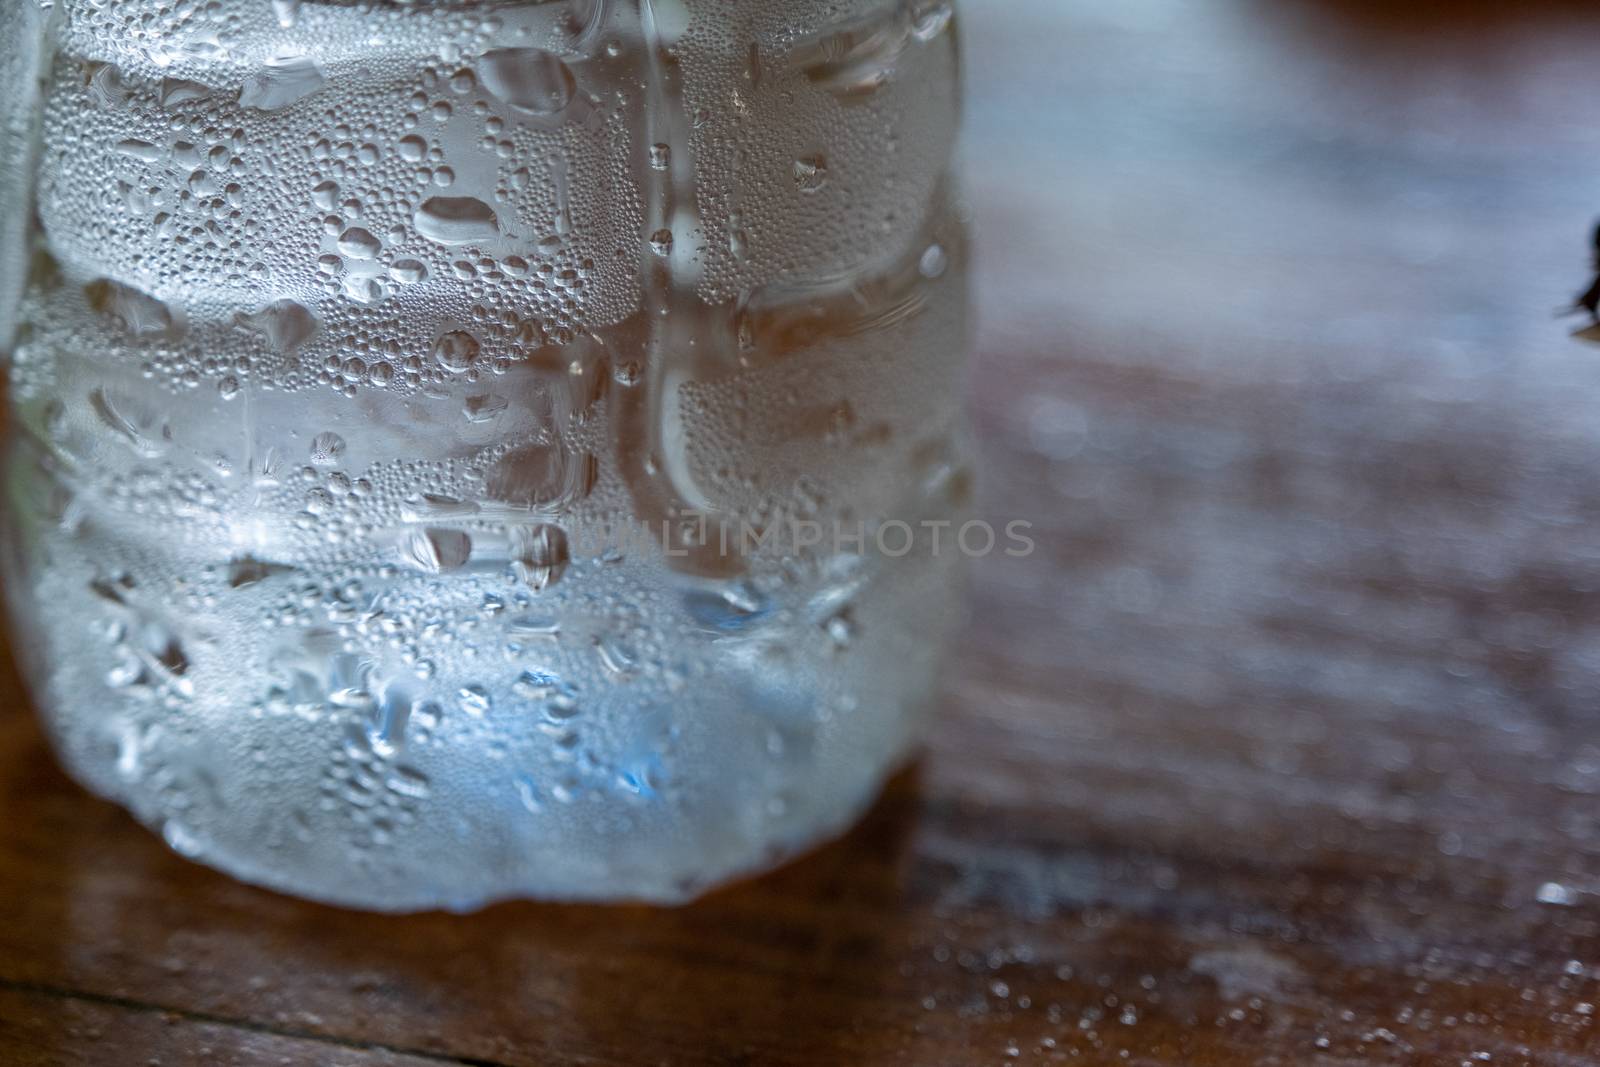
[4,0,1600,1063]
[958,0,1600,879]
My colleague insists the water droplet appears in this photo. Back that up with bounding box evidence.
[327,655,373,708]
[400,528,473,573]
[227,557,290,589]
[476,48,577,115]
[595,635,637,677]
[910,1,954,42]
[919,243,948,279]
[368,684,413,758]
[509,615,561,639]
[386,766,432,799]
[545,689,581,721]
[484,443,596,511]
[463,393,509,423]
[311,180,340,211]
[389,259,428,284]
[823,610,857,647]
[187,169,218,197]
[512,669,560,700]
[793,155,829,193]
[309,432,345,466]
[84,279,180,339]
[412,701,442,737]
[114,138,162,162]
[238,54,326,111]
[89,388,164,457]
[432,330,480,373]
[457,684,492,717]
[342,274,389,306]
[337,227,382,260]
[511,524,570,590]
[685,582,772,632]
[415,196,501,245]
[790,7,912,99]
[235,299,318,351]
[160,78,212,108]
[89,64,133,108]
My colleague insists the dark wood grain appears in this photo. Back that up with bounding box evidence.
[0,985,454,1067]
[6,0,1600,1064]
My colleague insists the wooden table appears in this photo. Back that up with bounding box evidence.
[6,1,1600,1063]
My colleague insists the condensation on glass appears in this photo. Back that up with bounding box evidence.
[0,0,969,910]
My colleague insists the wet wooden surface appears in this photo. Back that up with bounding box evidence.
[6,0,1600,1063]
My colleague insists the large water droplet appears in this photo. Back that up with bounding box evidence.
[484,443,597,512]
[114,139,163,162]
[415,197,501,245]
[311,179,340,210]
[790,6,915,99]
[235,299,318,351]
[141,621,191,682]
[510,524,570,590]
[400,528,473,573]
[685,582,773,632]
[513,669,565,700]
[389,259,428,284]
[89,388,164,458]
[343,275,389,306]
[84,279,181,339]
[457,684,492,717]
[160,79,212,108]
[89,64,133,109]
[476,48,577,115]
[227,557,292,589]
[910,0,955,42]
[310,432,346,466]
[368,683,414,759]
[386,766,432,799]
[432,331,480,373]
[337,227,381,260]
[515,668,581,720]
[464,393,509,423]
[793,155,829,193]
[400,493,480,523]
[238,55,326,111]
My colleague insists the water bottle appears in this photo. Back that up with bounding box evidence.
[0,0,970,911]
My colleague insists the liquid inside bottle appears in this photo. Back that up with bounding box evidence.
[1,0,970,910]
